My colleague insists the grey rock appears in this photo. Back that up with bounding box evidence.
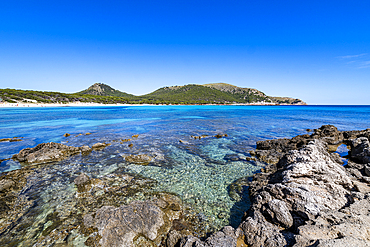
[205,229,237,247]
[74,173,90,186]
[179,236,206,247]
[238,138,370,247]
[166,230,182,247]
[12,142,92,164]
[267,199,293,228]
[315,237,370,247]
[89,201,164,247]
[0,179,15,192]
[351,137,370,163]
[240,211,288,247]
[365,164,370,177]
[353,181,370,194]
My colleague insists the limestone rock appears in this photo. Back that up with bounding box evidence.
[12,142,92,164]
[205,227,238,247]
[267,199,293,228]
[91,142,110,150]
[365,164,370,177]
[351,137,370,163]
[240,211,289,247]
[124,154,153,165]
[240,135,370,247]
[89,201,165,247]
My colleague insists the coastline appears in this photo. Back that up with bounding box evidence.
[2,125,370,246]
[0,102,306,108]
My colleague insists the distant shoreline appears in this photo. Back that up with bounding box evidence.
[0,102,306,108]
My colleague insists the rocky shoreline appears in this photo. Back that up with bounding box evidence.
[1,125,370,246]
[174,125,370,247]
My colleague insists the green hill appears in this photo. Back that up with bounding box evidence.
[0,88,132,104]
[0,82,306,105]
[203,83,270,103]
[204,83,305,105]
[140,84,238,104]
[78,83,134,98]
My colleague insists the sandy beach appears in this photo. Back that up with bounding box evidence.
[0,102,143,107]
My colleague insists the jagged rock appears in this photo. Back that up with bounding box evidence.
[351,137,370,163]
[204,226,238,247]
[311,125,344,145]
[12,142,92,164]
[166,230,182,247]
[179,236,205,247]
[240,211,289,247]
[353,181,370,193]
[266,199,293,228]
[365,164,370,177]
[237,129,370,247]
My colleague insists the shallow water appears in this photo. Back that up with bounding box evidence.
[1,105,370,243]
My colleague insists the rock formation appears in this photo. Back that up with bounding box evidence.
[3,125,370,246]
[11,141,113,164]
[170,125,370,247]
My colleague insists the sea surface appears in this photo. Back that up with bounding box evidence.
[1,105,370,242]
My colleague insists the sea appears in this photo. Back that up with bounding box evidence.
[0,105,369,242]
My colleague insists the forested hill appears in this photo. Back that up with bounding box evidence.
[0,83,306,105]
[78,83,134,98]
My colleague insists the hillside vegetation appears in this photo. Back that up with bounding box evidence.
[0,82,306,105]
[78,83,134,98]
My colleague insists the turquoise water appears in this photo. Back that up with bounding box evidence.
[1,105,370,236]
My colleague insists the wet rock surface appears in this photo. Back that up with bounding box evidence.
[12,142,92,164]
[169,125,370,247]
[3,125,370,247]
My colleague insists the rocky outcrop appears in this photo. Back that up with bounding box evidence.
[4,125,370,247]
[351,137,370,163]
[253,125,370,165]
[12,141,112,164]
[167,125,370,247]
[12,142,92,164]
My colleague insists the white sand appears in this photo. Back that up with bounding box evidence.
[0,102,144,108]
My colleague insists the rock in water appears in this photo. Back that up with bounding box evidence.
[92,142,110,150]
[124,154,153,165]
[12,142,92,164]
[351,137,370,163]
[86,201,164,247]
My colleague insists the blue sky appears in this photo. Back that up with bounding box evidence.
[0,1,369,104]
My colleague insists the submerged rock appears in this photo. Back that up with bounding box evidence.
[4,125,370,247]
[89,201,164,247]
[0,137,23,142]
[12,142,92,164]
[172,125,370,247]
[91,142,110,150]
[214,134,228,138]
[124,154,153,165]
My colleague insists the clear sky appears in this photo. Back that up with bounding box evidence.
[0,1,369,104]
